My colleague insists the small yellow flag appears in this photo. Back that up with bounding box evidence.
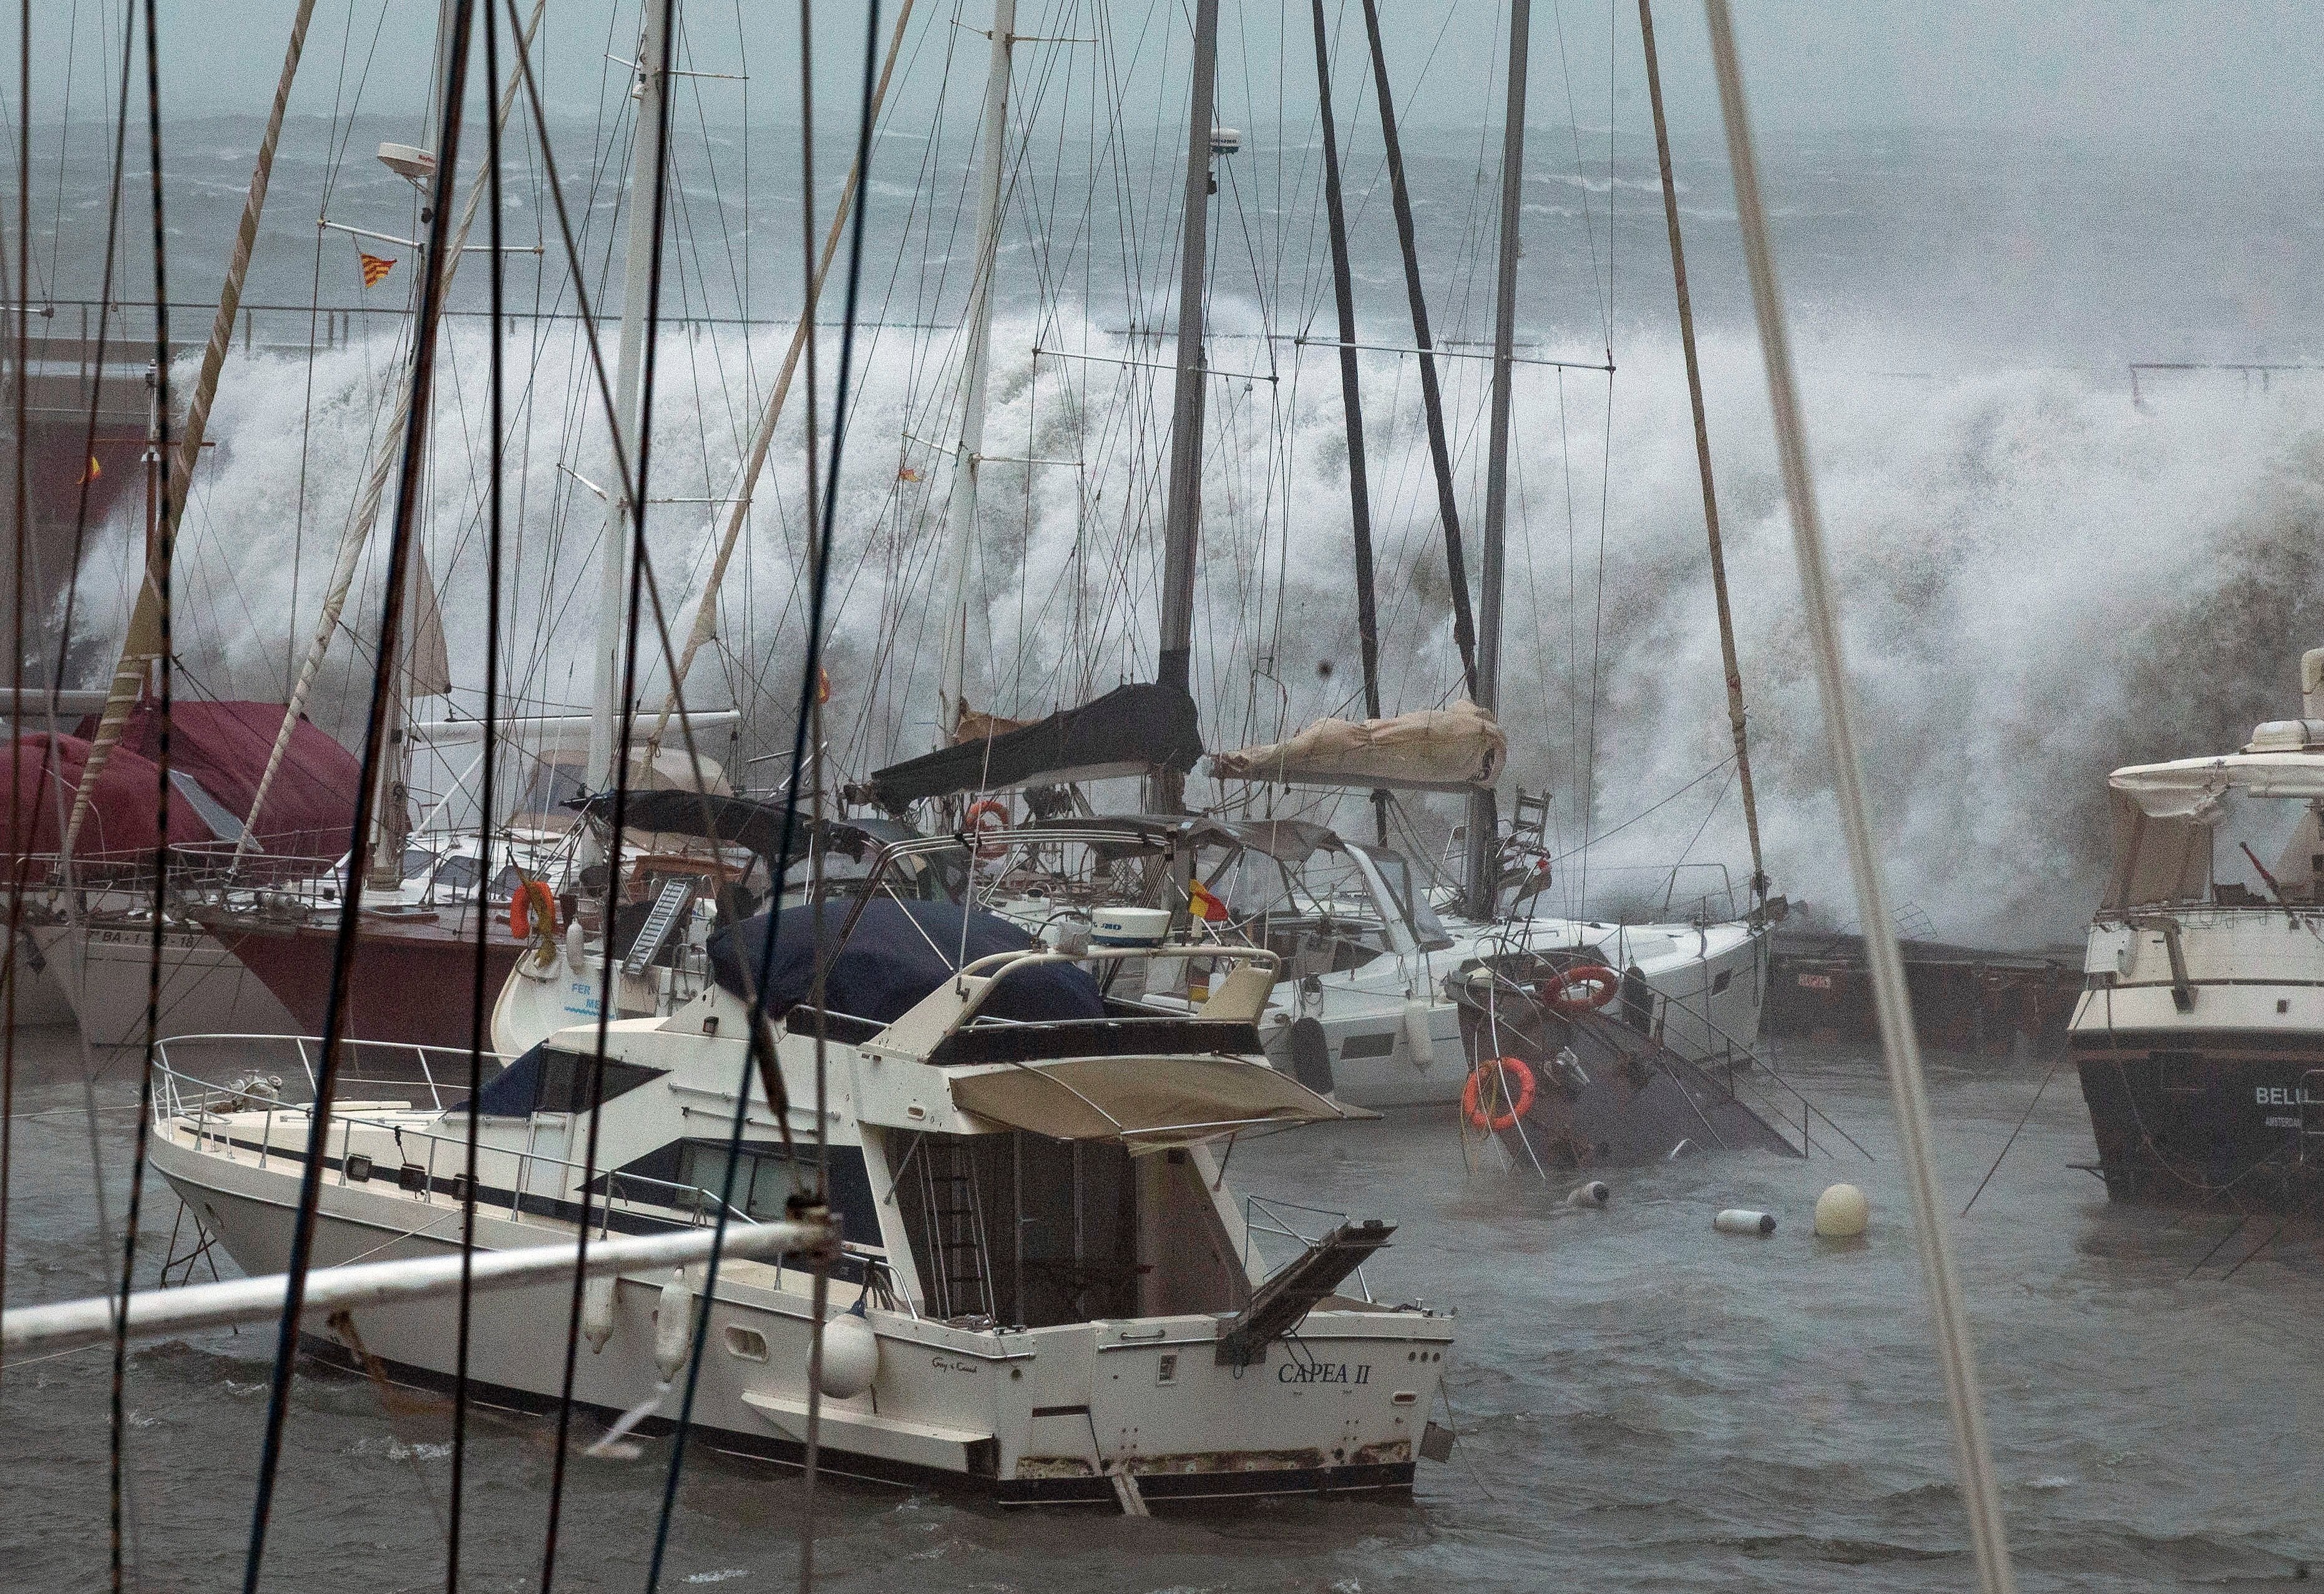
[897,465,922,483]
[359,251,398,288]
[78,454,101,484]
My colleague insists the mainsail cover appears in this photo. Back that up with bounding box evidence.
[866,683,1203,809]
[1209,699,1506,792]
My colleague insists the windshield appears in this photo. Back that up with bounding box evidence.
[1353,842,1452,950]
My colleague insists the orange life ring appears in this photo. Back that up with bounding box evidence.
[1544,963,1620,1013]
[1462,1057,1537,1132]
[509,879,557,940]
[965,798,1011,860]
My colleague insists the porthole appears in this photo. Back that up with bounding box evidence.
[343,1154,373,1183]
[724,1325,768,1361]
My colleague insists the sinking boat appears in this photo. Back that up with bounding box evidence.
[149,888,1453,1504]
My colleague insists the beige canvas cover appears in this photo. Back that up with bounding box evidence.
[1209,699,1506,792]
[2099,789,2211,911]
[950,1054,1371,1149]
[2109,750,2324,817]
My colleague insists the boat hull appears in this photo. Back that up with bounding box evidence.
[151,1121,1447,1506]
[205,913,527,1048]
[1270,920,1769,1111]
[29,918,296,1045]
[2071,1026,2324,1208]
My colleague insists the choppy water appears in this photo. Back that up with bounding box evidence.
[4,1021,2318,1591]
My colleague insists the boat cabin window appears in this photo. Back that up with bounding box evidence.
[671,1139,881,1249]
[1353,843,1452,950]
[472,1046,663,1117]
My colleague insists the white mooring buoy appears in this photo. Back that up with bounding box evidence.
[1714,1208,1777,1237]
[1814,1182,1870,1238]
[1566,1180,1611,1209]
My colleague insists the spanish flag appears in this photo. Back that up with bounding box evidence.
[359,251,398,288]
[1188,878,1228,923]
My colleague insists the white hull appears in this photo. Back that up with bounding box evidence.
[31,920,296,1047]
[150,937,1452,1504]
[1264,917,1770,1110]
[6,927,76,1028]
[156,1125,1438,1499]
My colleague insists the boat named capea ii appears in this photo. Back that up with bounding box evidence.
[2071,648,2324,1210]
[147,892,1454,1505]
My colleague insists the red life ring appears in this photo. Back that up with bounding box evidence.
[1461,1057,1537,1132]
[965,798,1012,860]
[1544,963,1620,1013]
[509,879,557,939]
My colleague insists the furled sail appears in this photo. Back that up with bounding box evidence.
[1209,700,1506,792]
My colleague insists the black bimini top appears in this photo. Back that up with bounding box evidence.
[865,682,1203,810]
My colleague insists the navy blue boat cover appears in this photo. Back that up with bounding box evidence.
[705,898,1105,1026]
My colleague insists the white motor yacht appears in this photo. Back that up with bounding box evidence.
[2071,648,2324,1209]
[150,894,1453,1504]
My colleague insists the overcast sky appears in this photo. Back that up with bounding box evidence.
[14,1,2324,148]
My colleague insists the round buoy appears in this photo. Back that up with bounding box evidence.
[818,1316,881,1399]
[1714,1208,1777,1237]
[1814,1182,1869,1238]
[1566,1180,1611,1209]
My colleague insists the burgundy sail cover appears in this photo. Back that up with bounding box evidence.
[76,700,360,860]
[2,734,214,859]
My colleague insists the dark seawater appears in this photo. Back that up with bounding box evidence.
[4,1022,2318,1591]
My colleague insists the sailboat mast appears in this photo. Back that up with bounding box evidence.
[1463,0,1530,919]
[1150,0,1219,815]
[363,0,466,888]
[584,0,675,798]
[1639,0,1764,902]
[1359,0,1478,700]
[1306,0,1387,846]
[931,0,1018,748]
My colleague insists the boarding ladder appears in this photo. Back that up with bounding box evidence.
[916,1139,997,1322]
[622,877,695,975]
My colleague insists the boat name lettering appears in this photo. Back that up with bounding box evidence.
[930,1355,979,1374]
[1277,1361,1369,1385]
[2253,1086,2320,1107]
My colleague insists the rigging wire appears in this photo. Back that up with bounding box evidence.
[444,0,509,1584]
[110,0,179,1586]
[645,8,882,1586]
[1,0,29,1409]
[537,2,680,1580]
[237,5,476,1588]
[1704,7,2017,1590]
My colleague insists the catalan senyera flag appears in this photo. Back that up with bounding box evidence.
[1188,879,1228,923]
[359,251,398,288]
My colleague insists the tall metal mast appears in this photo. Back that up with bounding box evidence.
[1150,0,1220,815]
[930,0,1019,748]
[583,0,675,798]
[1359,0,1478,699]
[1639,0,1764,905]
[1307,0,1387,845]
[1463,0,1531,918]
